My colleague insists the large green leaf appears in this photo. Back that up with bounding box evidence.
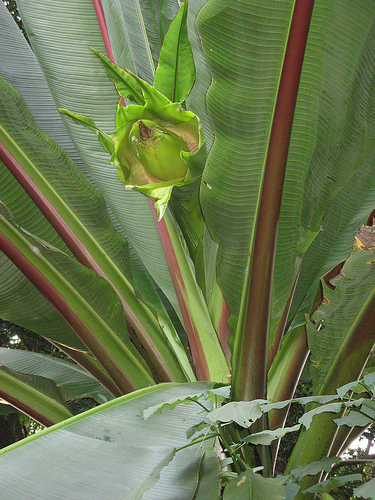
[0,2,177,333]
[0,348,113,403]
[0,383,221,499]
[273,0,375,346]
[285,1,375,334]
[308,228,375,395]
[185,0,214,149]
[16,0,180,319]
[0,2,89,177]
[197,0,295,337]
[197,0,375,353]
[113,0,155,84]
[288,146,375,331]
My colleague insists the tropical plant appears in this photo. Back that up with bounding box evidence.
[1,0,375,497]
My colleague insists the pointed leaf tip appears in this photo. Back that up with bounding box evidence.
[89,48,145,105]
[154,1,195,102]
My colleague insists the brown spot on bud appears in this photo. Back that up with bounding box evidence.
[138,120,154,141]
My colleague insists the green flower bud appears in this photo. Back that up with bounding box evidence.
[129,120,189,181]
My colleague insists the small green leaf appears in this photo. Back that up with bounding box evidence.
[242,425,301,446]
[320,494,336,500]
[334,411,373,428]
[90,48,145,105]
[303,474,363,494]
[143,386,214,420]
[207,400,267,428]
[153,1,195,102]
[59,108,114,155]
[282,457,340,484]
[299,402,343,429]
[186,420,211,440]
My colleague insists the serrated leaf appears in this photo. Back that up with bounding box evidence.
[334,410,373,428]
[207,400,267,428]
[143,383,214,420]
[285,457,340,483]
[186,420,211,440]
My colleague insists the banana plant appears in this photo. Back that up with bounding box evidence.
[1,0,375,497]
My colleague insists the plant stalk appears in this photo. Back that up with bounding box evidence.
[231,0,315,404]
[152,203,229,383]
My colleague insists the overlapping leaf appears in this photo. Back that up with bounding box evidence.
[197,0,375,356]
[0,383,220,499]
[0,348,113,403]
[16,0,181,318]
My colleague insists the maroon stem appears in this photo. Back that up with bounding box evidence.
[0,231,138,395]
[0,391,56,428]
[92,0,127,107]
[217,297,232,364]
[0,144,105,275]
[92,0,115,62]
[1,143,176,383]
[50,341,122,398]
[268,258,304,370]
[233,0,315,402]
[150,201,210,380]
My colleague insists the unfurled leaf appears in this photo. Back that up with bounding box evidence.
[153,1,195,102]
